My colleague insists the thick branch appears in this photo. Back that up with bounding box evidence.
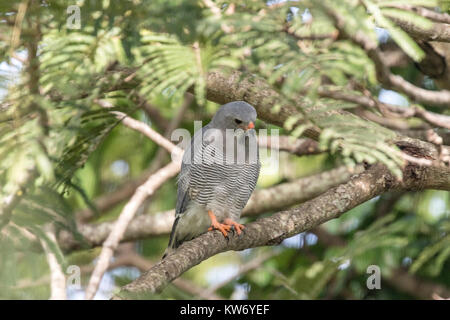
[199,70,306,134]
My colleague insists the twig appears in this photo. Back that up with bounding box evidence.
[40,226,66,300]
[77,96,191,222]
[387,5,450,24]
[96,99,183,158]
[9,0,28,56]
[84,103,183,299]
[399,152,433,166]
[0,168,36,231]
[84,160,180,299]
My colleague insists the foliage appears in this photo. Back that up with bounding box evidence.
[0,0,448,299]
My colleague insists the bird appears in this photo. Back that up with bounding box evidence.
[163,101,260,258]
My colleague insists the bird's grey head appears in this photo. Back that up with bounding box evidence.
[210,101,257,131]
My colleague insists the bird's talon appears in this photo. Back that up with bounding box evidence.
[209,222,231,237]
[224,219,245,235]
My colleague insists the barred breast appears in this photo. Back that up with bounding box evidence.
[179,126,260,220]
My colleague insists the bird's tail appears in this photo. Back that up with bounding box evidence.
[162,216,180,259]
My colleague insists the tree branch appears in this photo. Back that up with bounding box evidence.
[392,5,450,24]
[113,165,390,297]
[199,70,304,133]
[0,168,36,231]
[388,15,450,43]
[40,226,66,300]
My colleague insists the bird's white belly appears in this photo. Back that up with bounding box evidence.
[176,202,211,241]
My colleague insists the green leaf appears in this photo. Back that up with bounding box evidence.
[364,0,426,61]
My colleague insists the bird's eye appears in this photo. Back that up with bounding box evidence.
[234,119,242,124]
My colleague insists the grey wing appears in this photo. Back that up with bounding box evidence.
[175,164,191,215]
[234,150,261,211]
[165,131,200,255]
[175,125,213,215]
[175,144,194,215]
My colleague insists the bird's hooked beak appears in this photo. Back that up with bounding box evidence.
[243,121,255,131]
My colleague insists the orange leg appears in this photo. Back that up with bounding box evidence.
[207,210,231,237]
[224,218,245,235]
